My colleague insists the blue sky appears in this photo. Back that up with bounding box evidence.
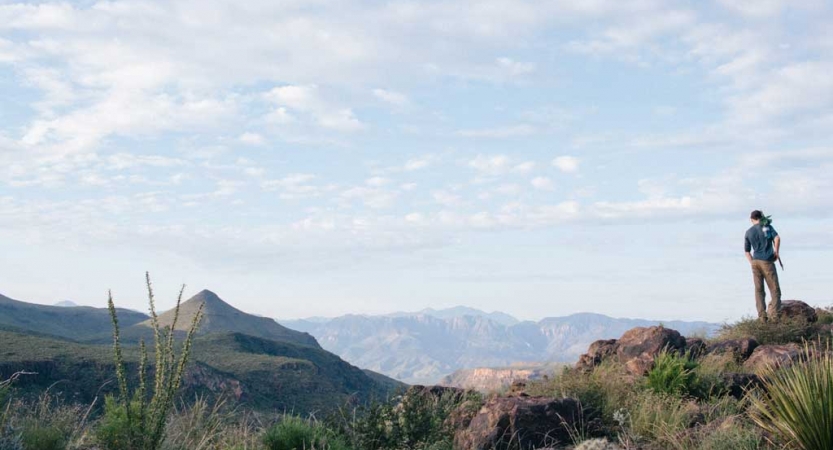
[1,0,831,322]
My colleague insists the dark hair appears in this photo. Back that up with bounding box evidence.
[750,210,763,220]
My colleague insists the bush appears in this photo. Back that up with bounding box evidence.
[527,361,637,428]
[749,342,833,450]
[646,350,698,396]
[263,415,350,450]
[339,388,476,450]
[718,316,818,345]
[0,391,90,450]
[98,273,204,450]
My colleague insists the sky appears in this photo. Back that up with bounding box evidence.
[1,0,832,323]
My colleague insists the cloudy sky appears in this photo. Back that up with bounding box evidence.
[1,0,831,322]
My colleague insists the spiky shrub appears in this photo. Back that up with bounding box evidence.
[97,273,204,450]
[646,350,698,396]
[262,415,351,450]
[749,342,833,450]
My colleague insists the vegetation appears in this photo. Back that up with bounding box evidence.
[1,287,831,449]
[718,315,820,345]
[749,342,833,450]
[98,273,205,450]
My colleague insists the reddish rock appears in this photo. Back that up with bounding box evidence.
[685,338,707,358]
[575,339,617,371]
[616,326,686,375]
[744,344,802,372]
[454,396,581,450]
[707,338,759,361]
[780,300,817,322]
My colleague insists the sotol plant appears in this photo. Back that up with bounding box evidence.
[99,272,204,450]
[749,341,833,450]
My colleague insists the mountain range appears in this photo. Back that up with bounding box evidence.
[0,290,400,413]
[281,309,719,384]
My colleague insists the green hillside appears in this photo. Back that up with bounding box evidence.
[0,293,148,341]
[0,329,402,414]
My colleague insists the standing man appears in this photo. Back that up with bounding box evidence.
[744,210,782,322]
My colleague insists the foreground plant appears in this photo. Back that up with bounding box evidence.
[749,342,833,450]
[99,272,204,450]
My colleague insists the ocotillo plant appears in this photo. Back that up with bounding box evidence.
[106,272,204,450]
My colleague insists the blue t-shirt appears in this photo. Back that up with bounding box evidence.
[745,224,778,261]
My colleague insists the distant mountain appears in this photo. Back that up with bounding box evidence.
[387,306,519,326]
[129,290,319,348]
[0,292,148,341]
[53,300,79,307]
[280,310,718,384]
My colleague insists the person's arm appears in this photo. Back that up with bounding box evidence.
[773,235,781,259]
[745,234,753,264]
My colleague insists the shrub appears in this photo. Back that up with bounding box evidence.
[527,361,638,428]
[616,390,695,445]
[339,388,476,450]
[748,342,833,450]
[263,415,350,450]
[646,350,698,396]
[718,316,818,345]
[96,273,204,450]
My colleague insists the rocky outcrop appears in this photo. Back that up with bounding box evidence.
[576,327,690,375]
[183,363,244,401]
[454,396,581,450]
[780,300,817,322]
[616,326,686,375]
[743,344,802,372]
[576,339,618,371]
[707,338,759,361]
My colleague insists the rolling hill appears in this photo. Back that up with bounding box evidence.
[0,290,401,413]
[0,293,148,341]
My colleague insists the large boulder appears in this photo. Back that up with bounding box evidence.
[743,344,802,372]
[707,338,759,361]
[780,300,817,322]
[720,373,762,399]
[576,339,617,371]
[616,326,686,375]
[454,396,581,450]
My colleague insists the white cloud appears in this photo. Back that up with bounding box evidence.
[432,190,462,207]
[239,132,265,146]
[365,176,390,187]
[457,124,536,138]
[495,57,535,77]
[265,85,365,132]
[404,156,432,171]
[553,156,580,173]
[531,176,554,190]
[340,186,398,209]
[511,161,535,174]
[468,154,511,174]
[373,89,410,107]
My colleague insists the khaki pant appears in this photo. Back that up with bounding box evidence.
[751,260,781,320]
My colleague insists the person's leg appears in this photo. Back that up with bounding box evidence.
[762,261,782,319]
[752,261,767,321]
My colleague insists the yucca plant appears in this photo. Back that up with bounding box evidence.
[101,272,204,450]
[748,341,833,450]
